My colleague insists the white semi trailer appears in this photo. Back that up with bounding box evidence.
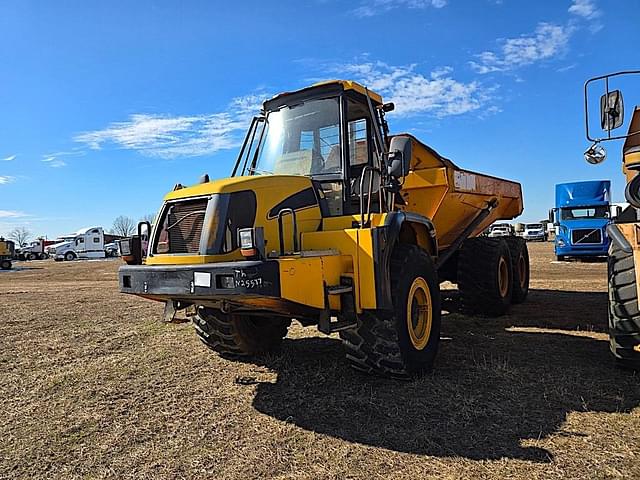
[47,227,106,261]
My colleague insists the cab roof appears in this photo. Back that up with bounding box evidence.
[263,80,383,112]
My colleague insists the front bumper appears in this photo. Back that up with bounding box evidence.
[119,260,281,302]
[554,244,609,257]
[523,234,545,241]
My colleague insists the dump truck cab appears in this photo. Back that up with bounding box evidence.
[583,70,640,368]
[551,180,613,260]
[119,80,526,377]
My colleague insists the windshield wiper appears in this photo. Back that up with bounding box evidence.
[247,167,274,175]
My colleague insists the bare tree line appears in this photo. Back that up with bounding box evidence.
[3,213,156,244]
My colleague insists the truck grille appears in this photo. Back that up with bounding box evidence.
[163,199,208,254]
[571,228,602,245]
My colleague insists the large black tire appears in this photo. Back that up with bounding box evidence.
[556,255,565,262]
[193,307,291,356]
[340,244,441,379]
[1,259,11,270]
[64,251,76,261]
[608,241,640,369]
[458,237,513,316]
[504,236,530,304]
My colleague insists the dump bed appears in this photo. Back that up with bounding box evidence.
[395,134,523,250]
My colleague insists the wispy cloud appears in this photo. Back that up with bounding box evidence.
[73,94,267,159]
[568,0,602,31]
[41,150,85,168]
[470,23,571,74]
[1,155,16,162]
[0,210,27,218]
[353,0,447,17]
[42,157,67,168]
[0,175,15,185]
[569,0,601,20]
[328,61,493,117]
[471,1,602,74]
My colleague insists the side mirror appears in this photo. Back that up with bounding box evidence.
[584,143,606,164]
[120,221,151,265]
[600,89,624,131]
[388,136,412,178]
[387,150,404,178]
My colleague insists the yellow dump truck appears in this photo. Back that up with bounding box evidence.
[0,237,15,270]
[584,70,640,369]
[119,80,527,377]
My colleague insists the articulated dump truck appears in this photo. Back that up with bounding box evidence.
[119,80,527,378]
[584,71,640,369]
[0,237,15,270]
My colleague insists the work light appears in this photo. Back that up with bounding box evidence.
[238,227,264,258]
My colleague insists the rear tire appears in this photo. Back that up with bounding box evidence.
[458,237,513,316]
[27,252,36,261]
[340,244,441,378]
[504,236,530,304]
[193,307,291,356]
[1,259,11,270]
[608,241,640,369]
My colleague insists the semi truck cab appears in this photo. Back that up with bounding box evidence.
[551,180,614,261]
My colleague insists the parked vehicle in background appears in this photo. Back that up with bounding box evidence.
[488,223,513,237]
[522,223,547,242]
[0,237,15,270]
[49,227,106,261]
[105,242,120,257]
[550,180,616,261]
[46,235,76,261]
[16,238,55,260]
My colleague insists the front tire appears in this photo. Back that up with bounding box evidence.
[608,241,640,369]
[193,307,291,356]
[1,259,11,270]
[340,244,441,378]
[458,237,513,316]
[64,251,76,261]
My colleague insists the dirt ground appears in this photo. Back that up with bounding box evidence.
[1,242,638,479]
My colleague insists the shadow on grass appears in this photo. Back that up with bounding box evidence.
[245,289,638,462]
[443,288,609,333]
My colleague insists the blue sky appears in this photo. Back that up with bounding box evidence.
[1,0,638,238]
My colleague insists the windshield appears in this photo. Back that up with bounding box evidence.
[560,206,609,220]
[250,98,341,177]
[526,224,543,229]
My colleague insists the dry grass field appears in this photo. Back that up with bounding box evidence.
[1,242,639,479]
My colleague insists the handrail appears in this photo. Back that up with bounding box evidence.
[277,208,298,255]
[359,166,382,228]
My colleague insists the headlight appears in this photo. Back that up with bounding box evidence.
[239,229,254,250]
[238,227,264,258]
[557,239,565,247]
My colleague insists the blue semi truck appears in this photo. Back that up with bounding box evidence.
[550,180,616,261]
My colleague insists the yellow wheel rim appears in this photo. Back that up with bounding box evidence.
[517,253,527,288]
[406,277,432,350]
[498,257,509,297]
